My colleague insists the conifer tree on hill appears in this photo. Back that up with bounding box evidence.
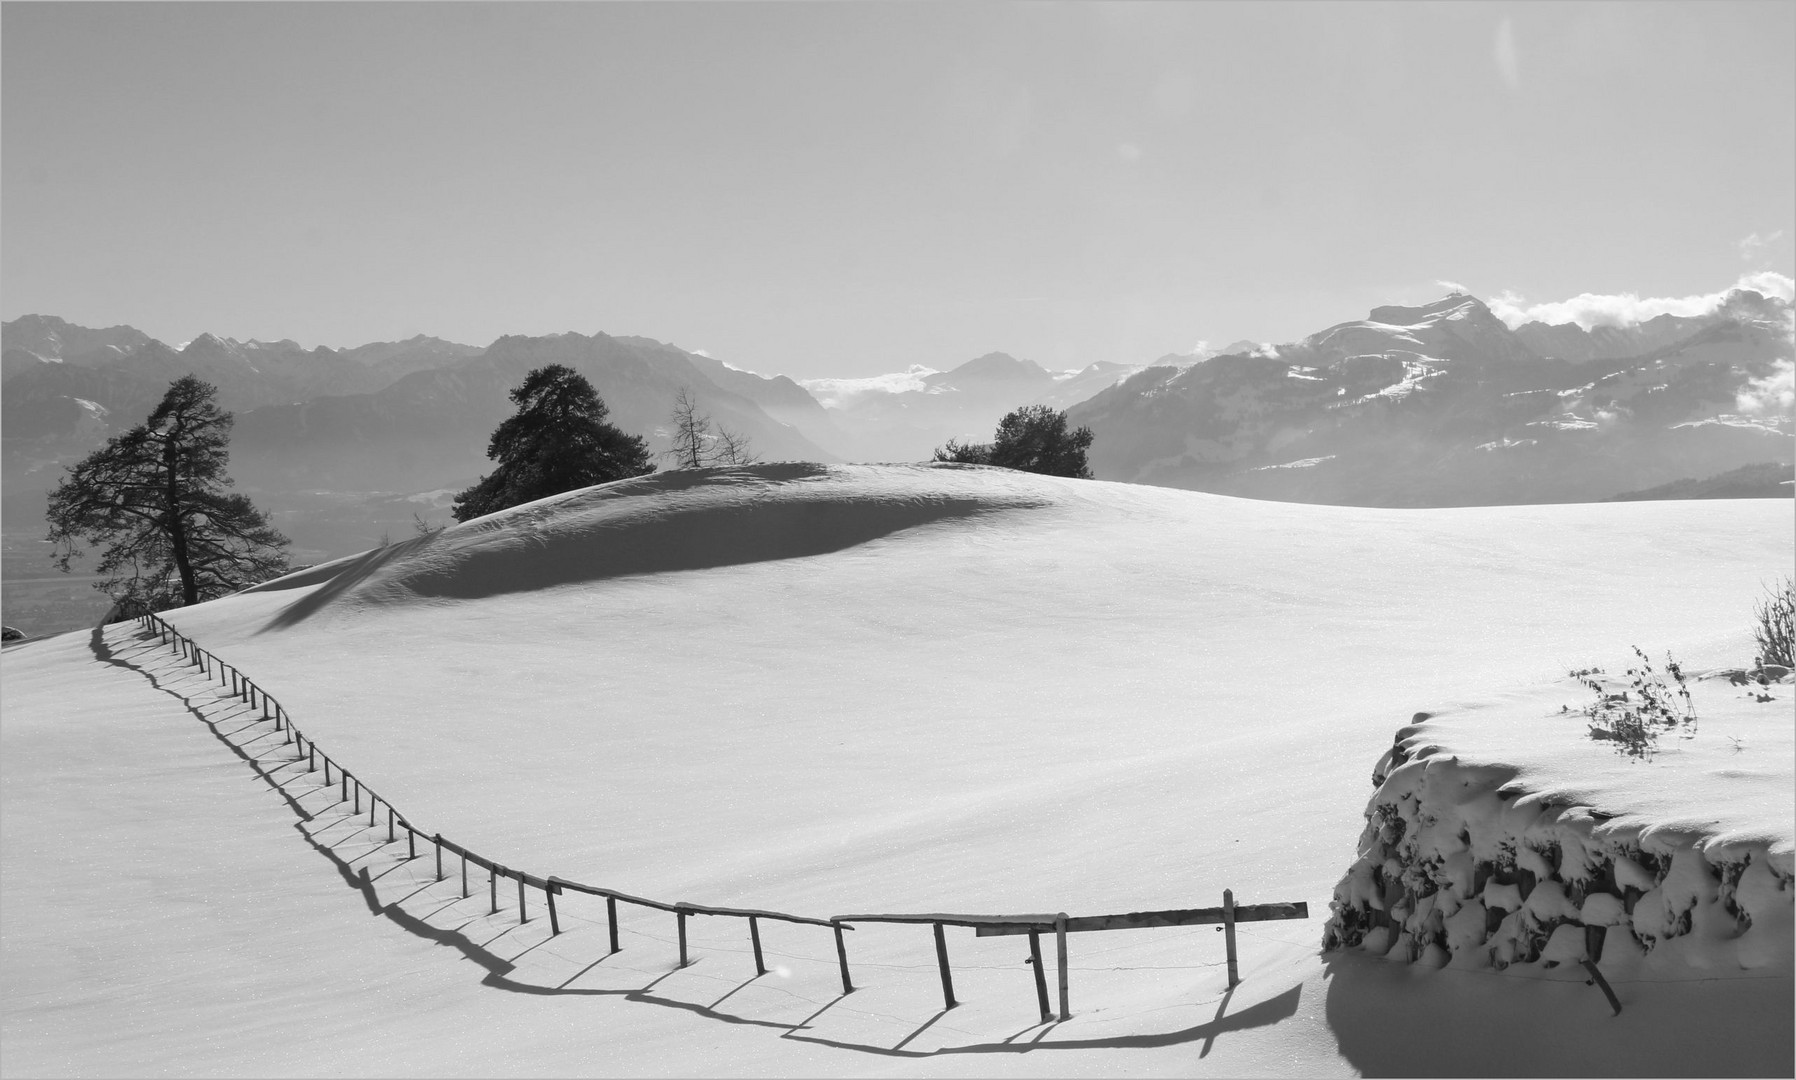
[933,404,1095,479]
[451,364,655,522]
[46,374,290,614]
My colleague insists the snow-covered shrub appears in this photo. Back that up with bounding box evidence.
[1753,576,1794,668]
[1577,648,1696,760]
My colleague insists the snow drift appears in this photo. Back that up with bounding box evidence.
[252,462,1051,614]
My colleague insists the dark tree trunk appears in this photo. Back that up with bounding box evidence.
[162,432,198,605]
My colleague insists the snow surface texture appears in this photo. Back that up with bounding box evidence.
[1323,673,1795,979]
[4,463,1792,1077]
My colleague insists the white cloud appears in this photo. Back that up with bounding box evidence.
[1738,269,1796,300]
[1738,230,1785,260]
[1493,18,1520,90]
[1436,279,1469,295]
[1488,271,1795,330]
[799,366,940,409]
[1737,359,1794,416]
[690,348,711,357]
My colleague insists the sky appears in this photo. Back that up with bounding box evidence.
[4,1,1793,379]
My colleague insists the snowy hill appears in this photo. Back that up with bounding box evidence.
[4,463,1789,1076]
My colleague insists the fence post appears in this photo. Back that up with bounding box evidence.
[308,741,315,771]
[388,808,396,844]
[434,834,444,882]
[677,911,689,967]
[1056,912,1070,1021]
[1580,959,1622,1015]
[517,876,527,924]
[406,825,416,860]
[323,758,331,785]
[490,867,498,914]
[339,771,347,804]
[607,897,620,953]
[1028,929,1051,1024]
[461,854,469,898]
[833,922,853,995]
[368,792,376,828]
[1223,889,1240,988]
[933,921,957,1009]
[352,778,360,815]
[749,916,765,976]
[547,883,561,936]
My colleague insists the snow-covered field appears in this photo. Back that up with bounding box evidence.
[3,463,1791,1077]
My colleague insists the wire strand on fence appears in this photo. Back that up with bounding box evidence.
[133,612,1310,1020]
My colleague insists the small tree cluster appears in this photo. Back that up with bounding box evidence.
[932,404,1094,478]
[1574,647,1697,761]
[453,365,654,522]
[665,387,758,469]
[1752,576,1793,668]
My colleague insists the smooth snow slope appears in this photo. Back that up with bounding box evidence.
[4,462,1790,1077]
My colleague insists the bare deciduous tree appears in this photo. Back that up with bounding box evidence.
[666,387,758,468]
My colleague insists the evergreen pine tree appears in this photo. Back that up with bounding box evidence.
[46,375,290,614]
[452,365,654,521]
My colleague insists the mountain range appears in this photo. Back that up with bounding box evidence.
[4,284,1791,581]
[1068,289,1793,506]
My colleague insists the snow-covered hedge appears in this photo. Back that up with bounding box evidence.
[1323,713,1794,975]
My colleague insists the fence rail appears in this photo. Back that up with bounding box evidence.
[135,612,1305,1025]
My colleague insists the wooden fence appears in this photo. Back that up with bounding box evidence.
[135,612,1307,1024]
